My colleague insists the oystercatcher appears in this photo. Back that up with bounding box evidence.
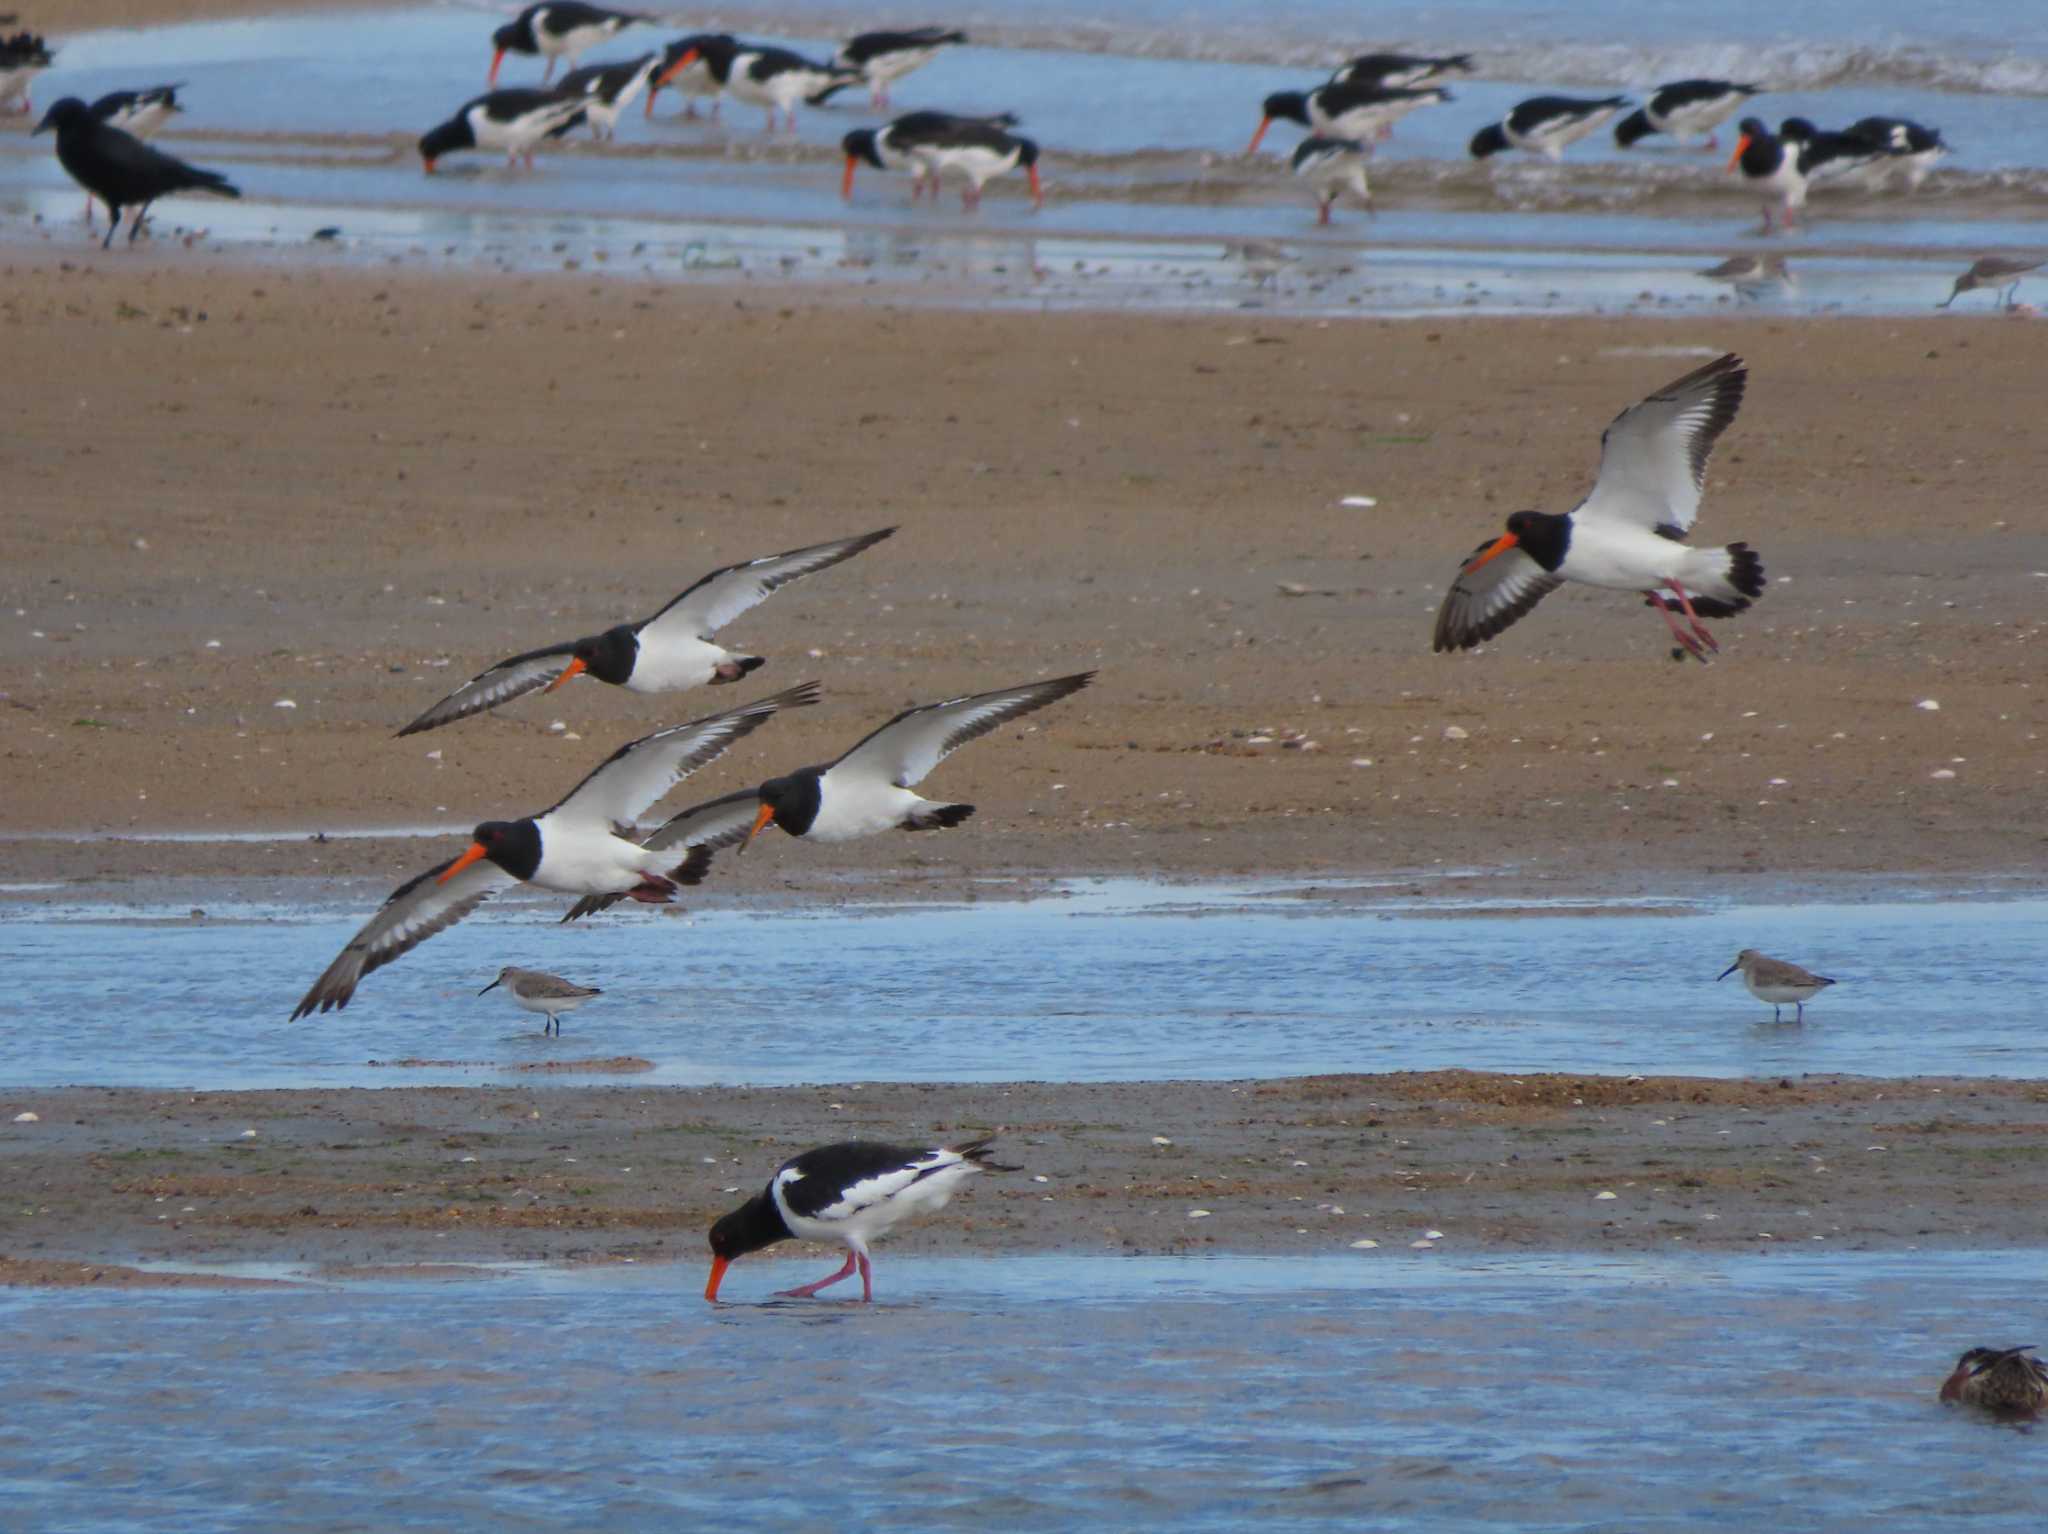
[1251,81,1451,152]
[418,89,588,172]
[1941,1347,2048,1417]
[1329,51,1474,89]
[917,120,1041,209]
[1717,949,1835,1022]
[644,33,732,119]
[837,26,967,109]
[558,671,1095,918]
[1433,353,1762,662]
[1612,79,1762,151]
[290,685,817,1019]
[478,965,602,1035]
[1469,94,1630,160]
[490,1,648,86]
[1778,116,1896,188]
[552,52,660,140]
[653,35,862,134]
[0,27,51,116]
[1726,117,1807,232]
[1845,115,1946,190]
[33,98,239,251]
[706,1138,1016,1303]
[1290,136,1372,224]
[1939,254,2044,311]
[842,110,1019,201]
[398,528,892,736]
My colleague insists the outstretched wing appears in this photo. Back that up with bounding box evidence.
[543,681,818,830]
[559,787,758,920]
[639,527,895,645]
[395,640,577,736]
[1433,540,1565,652]
[290,855,512,1019]
[832,671,1094,788]
[1575,352,1745,536]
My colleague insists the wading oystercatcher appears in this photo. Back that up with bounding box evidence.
[490,2,648,86]
[1251,81,1451,152]
[419,88,591,171]
[0,28,52,116]
[842,110,1019,201]
[1844,114,1946,190]
[1726,117,1807,233]
[1289,136,1373,224]
[1329,51,1474,89]
[33,97,239,250]
[644,33,733,119]
[836,26,967,109]
[551,52,661,140]
[653,36,861,135]
[1470,94,1630,160]
[1612,79,1762,151]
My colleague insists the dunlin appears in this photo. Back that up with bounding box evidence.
[479,966,602,1035]
[1717,949,1836,1022]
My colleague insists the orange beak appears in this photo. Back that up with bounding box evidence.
[1027,164,1042,209]
[652,49,696,90]
[704,1255,730,1302]
[842,153,858,200]
[1463,531,1519,573]
[438,841,489,885]
[1247,117,1272,155]
[645,82,660,116]
[1726,134,1751,172]
[489,46,506,87]
[422,156,437,175]
[544,656,587,693]
[739,800,776,853]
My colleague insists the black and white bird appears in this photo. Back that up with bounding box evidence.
[1290,136,1372,225]
[418,89,590,171]
[397,528,892,736]
[706,1138,1016,1303]
[551,52,660,140]
[1726,117,1808,233]
[1939,254,2044,311]
[1251,81,1452,152]
[1612,79,1762,151]
[477,965,603,1035]
[1433,353,1763,662]
[1470,94,1630,160]
[654,35,861,134]
[1718,949,1836,1022]
[0,27,52,116]
[1329,51,1474,90]
[1844,115,1946,190]
[33,98,239,251]
[915,120,1041,210]
[1777,115,1896,188]
[558,671,1095,919]
[290,685,817,1019]
[80,86,185,225]
[836,26,967,109]
[842,110,1019,201]
[644,33,733,119]
[490,1,648,86]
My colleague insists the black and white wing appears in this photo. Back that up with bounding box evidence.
[395,640,578,737]
[638,527,895,646]
[558,787,759,920]
[290,855,512,1018]
[772,1142,964,1222]
[832,671,1094,788]
[1433,540,1565,651]
[543,682,818,831]
[1575,352,1745,536]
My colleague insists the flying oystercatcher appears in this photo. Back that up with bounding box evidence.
[0,28,52,116]
[1470,94,1630,160]
[1612,79,1762,151]
[644,33,733,119]
[1844,115,1946,190]
[842,110,1019,201]
[1251,81,1451,152]
[1329,51,1474,89]
[706,1138,1016,1303]
[1941,1347,2048,1417]
[1433,353,1763,662]
[490,2,648,86]
[397,528,893,736]
[419,88,590,171]
[836,26,967,109]
[1289,136,1373,224]
[552,52,661,140]
[34,98,239,250]
[290,685,818,1018]
[1939,254,2044,311]
[1717,949,1836,1022]
[653,35,862,135]
[559,671,1095,919]
[1726,117,1807,233]
[478,965,603,1035]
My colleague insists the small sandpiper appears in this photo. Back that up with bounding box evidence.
[1717,949,1835,1022]
[1938,255,2045,313]
[479,966,603,1035]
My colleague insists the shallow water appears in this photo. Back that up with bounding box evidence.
[0,1249,2031,1531]
[4,881,2044,1087]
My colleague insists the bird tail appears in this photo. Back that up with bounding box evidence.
[194,168,241,199]
[1443,53,1477,73]
[1660,541,1764,618]
[953,1135,1022,1172]
[905,802,974,830]
[1612,109,1652,147]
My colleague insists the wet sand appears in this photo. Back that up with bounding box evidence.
[2,1072,2043,1285]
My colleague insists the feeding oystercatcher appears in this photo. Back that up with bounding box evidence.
[33,98,239,251]
[0,27,51,116]
[1433,353,1763,662]
[1844,114,1946,190]
[1939,254,2044,311]
[1290,136,1373,224]
[654,35,862,134]
[1717,949,1835,1022]
[1470,94,1630,160]
[398,528,893,736]
[419,88,590,171]
[836,26,967,109]
[551,52,660,140]
[490,1,648,86]
[842,110,1019,201]
[1251,81,1451,152]
[1941,1347,2048,1417]
[706,1138,1016,1303]
[1329,51,1474,89]
[558,671,1095,919]
[1726,117,1807,233]
[914,120,1040,209]
[1613,79,1762,151]
[1778,115,1897,188]
[290,685,817,1019]
[478,965,602,1035]
[644,33,733,119]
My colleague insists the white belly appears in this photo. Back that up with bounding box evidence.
[543,19,619,60]
[1747,978,1826,1004]
[532,821,664,892]
[1562,520,1691,592]
[865,47,940,85]
[624,634,728,693]
[927,143,1019,189]
[472,106,562,155]
[806,772,926,841]
[513,989,591,1017]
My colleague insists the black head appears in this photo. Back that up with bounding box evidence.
[418,115,472,170]
[569,624,639,686]
[467,818,542,882]
[491,18,529,53]
[843,127,884,169]
[754,768,824,839]
[1734,116,1770,141]
[1501,510,1570,572]
[708,1193,788,1262]
[1778,116,1817,142]
[32,96,88,136]
[1261,90,1311,127]
[1469,122,1510,158]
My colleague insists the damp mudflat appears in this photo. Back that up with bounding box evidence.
[4,881,2044,1088]
[0,1249,2032,1531]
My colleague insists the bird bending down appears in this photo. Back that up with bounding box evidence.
[1941,1346,2048,1417]
[478,965,602,1035]
[34,97,239,250]
[842,111,1020,203]
[1469,95,1629,161]
[836,27,967,110]
[1433,353,1762,661]
[418,89,590,172]
[1717,949,1835,1022]
[490,2,648,87]
[1290,136,1372,224]
[1939,255,2043,312]
[706,1138,1016,1302]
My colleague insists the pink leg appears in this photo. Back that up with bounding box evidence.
[1648,593,1707,660]
[1662,579,1720,650]
[776,1252,858,1298]
[1317,197,1332,226]
[542,58,556,84]
[856,1251,873,1302]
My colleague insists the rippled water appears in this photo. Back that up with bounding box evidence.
[0,1250,2031,1531]
[4,881,2044,1087]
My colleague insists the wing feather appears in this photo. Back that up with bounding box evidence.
[1575,353,1745,536]
[639,528,895,644]
[290,855,513,1019]
[558,788,758,920]
[775,1143,961,1222]
[1433,542,1566,651]
[395,641,577,737]
[833,671,1093,788]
